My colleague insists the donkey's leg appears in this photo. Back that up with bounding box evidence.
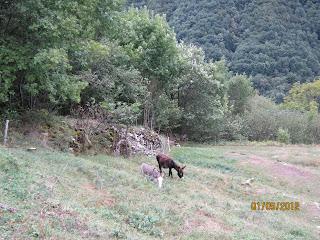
[158,161,162,173]
[169,168,173,177]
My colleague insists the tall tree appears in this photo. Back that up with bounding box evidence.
[175,43,229,140]
[111,7,180,128]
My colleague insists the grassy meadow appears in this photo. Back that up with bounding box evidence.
[0,145,319,239]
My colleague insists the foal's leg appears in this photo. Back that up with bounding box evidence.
[169,168,173,177]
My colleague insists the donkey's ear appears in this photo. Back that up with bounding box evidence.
[182,165,186,169]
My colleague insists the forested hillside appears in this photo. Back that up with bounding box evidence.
[128,0,320,102]
[2,0,320,143]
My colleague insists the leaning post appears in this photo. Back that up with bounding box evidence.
[3,120,9,146]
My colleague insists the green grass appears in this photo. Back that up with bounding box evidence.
[0,145,319,239]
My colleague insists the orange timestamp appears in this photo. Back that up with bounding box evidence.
[251,201,300,211]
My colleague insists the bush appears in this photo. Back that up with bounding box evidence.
[242,95,280,141]
[219,114,247,141]
[277,128,290,144]
[241,95,320,144]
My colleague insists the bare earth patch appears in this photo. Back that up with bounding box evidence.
[81,183,115,207]
[184,210,232,234]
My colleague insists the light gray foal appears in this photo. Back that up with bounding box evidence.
[140,163,164,188]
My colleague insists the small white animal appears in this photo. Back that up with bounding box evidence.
[140,163,164,188]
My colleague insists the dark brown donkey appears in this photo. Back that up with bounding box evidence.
[156,153,186,178]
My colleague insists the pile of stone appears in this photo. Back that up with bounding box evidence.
[114,127,167,156]
[69,123,169,156]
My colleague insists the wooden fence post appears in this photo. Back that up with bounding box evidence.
[3,120,9,146]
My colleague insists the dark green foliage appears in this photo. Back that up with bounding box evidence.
[153,94,181,132]
[79,41,146,105]
[129,0,320,101]
[228,74,254,115]
[111,7,180,88]
[175,44,231,140]
[0,0,124,108]
[110,7,181,129]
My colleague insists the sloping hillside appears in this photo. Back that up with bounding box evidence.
[129,0,320,101]
[0,145,319,239]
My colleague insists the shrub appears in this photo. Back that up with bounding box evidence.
[277,128,290,144]
[242,95,280,141]
[241,95,320,144]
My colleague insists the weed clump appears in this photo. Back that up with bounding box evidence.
[128,212,163,237]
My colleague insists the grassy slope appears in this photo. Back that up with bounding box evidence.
[0,145,319,239]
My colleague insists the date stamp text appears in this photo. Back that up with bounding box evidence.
[251,201,300,211]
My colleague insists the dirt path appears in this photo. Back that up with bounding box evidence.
[242,153,320,195]
[243,154,316,180]
[227,149,320,222]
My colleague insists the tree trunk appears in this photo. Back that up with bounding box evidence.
[143,107,148,128]
[144,103,151,129]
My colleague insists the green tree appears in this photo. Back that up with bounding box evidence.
[176,43,229,140]
[79,41,146,106]
[227,74,254,115]
[283,79,320,113]
[111,7,180,128]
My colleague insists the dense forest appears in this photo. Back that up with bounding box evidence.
[128,0,320,102]
[1,0,320,144]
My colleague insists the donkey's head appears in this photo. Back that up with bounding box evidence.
[177,165,186,178]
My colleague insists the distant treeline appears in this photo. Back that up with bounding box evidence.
[129,0,320,102]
